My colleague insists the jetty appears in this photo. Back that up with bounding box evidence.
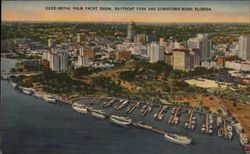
[126,102,140,114]
[141,104,153,117]
[103,98,116,107]
[154,105,167,120]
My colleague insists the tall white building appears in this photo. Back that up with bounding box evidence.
[173,49,191,70]
[148,42,165,63]
[238,35,250,60]
[42,50,68,72]
[127,21,136,43]
[188,34,211,61]
[77,56,90,67]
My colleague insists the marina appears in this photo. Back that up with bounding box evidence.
[1,57,247,154]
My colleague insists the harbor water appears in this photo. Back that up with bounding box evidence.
[0,58,244,154]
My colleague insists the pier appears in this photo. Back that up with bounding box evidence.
[205,113,209,133]
[132,122,166,135]
[103,98,116,107]
[114,100,129,110]
[169,107,180,125]
[223,119,228,138]
[154,105,167,120]
[185,109,196,130]
[126,102,140,114]
[141,104,152,117]
[90,97,102,105]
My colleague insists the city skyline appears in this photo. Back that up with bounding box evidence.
[2,1,250,23]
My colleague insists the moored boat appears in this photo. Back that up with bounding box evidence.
[22,88,33,95]
[164,133,192,145]
[34,91,43,98]
[110,115,132,126]
[240,133,249,146]
[43,94,56,103]
[72,103,87,114]
[90,109,106,119]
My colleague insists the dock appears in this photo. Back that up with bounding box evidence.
[154,105,167,120]
[132,122,166,135]
[103,98,116,107]
[141,104,152,117]
[223,119,228,138]
[126,102,140,114]
[169,107,180,125]
[185,109,196,130]
[90,97,102,105]
[114,100,129,110]
[205,113,209,133]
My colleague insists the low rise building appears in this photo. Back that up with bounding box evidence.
[116,50,131,60]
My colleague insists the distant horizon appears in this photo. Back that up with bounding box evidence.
[2,20,249,24]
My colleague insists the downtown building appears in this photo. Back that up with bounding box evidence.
[238,35,250,61]
[148,42,165,63]
[79,46,96,59]
[126,21,137,43]
[173,48,201,71]
[173,49,191,70]
[48,38,56,48]
[187,34,212,61]
[116,50,132,60]
[42,50,68,72]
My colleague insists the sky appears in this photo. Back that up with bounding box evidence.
[2,1,250,23]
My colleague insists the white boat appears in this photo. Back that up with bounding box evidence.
[34,91,43,98]
[72,103,87,114]
[10,82,17,88]
[235,123,243,135]
[217,127,224,137]
[91,109,106,119]
[110,115,132,126]
[43,94,56,103]
[227,125,233,131]
[240,133,249,146]
[22,88,33,95]
[164,133,192,145]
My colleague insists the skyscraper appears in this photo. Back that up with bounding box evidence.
[173,49,191,70]
[148,42,165,63]
[238,35,250,60]
[127,21,136,43]
[187,34,211,61]
[42,50,68,72]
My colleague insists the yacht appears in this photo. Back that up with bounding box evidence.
[164,133,192,145]
[90,109,106,119]
[110,115,132,126]
[240,133,249,146]
[217,127,224,137]
[43,94,56,103]
[10,82,17,88]
[72,103,87,114]
[34,91,43,98]
[22,88,33,95]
